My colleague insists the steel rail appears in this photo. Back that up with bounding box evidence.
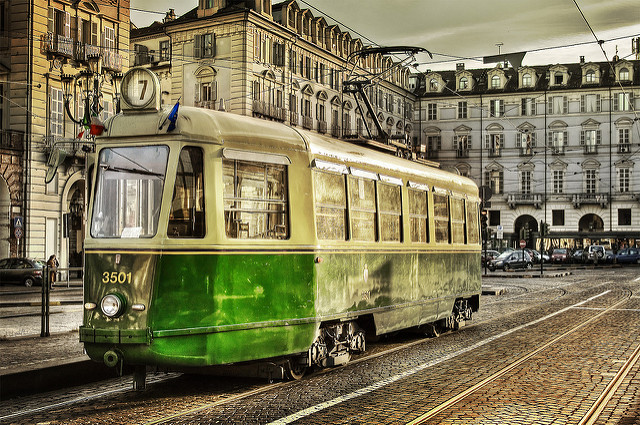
[405,291,631,425]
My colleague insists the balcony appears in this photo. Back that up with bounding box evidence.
[619,144,631,154]
[302,116,313,130]
[195,100,216,110]
[75,42,101,63]
[252,100,285,122]
[0,130,24,152]
[102,48,123,72]
[318,121,327,134]
[426,150,439,159]
[42,33,74,58]
[488,148,502,157]
[506,193,543,209]
[519,147,534,156]
[456,149,469,158]
[584,145,598,155]
[571,193,609,208]
[331,125,341,138]
[290,112,298,126]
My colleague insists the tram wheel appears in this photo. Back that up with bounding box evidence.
[284,359,307,380]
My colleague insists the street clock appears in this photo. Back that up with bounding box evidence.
[120,67,161,111]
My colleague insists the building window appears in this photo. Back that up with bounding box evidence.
[429,79,438,91]
[458,101,467,119]
[581,94,601,113]
[159,40,170,61]
[585,169,597,194]
[485,170,504,195]
[486,133,503,157]
[519,132,535,155]
[619,128,631,153]
[489,99,504,117]
[488,210,500,226]
[427,103,437,120]
[619,68,630,81]
[552,170,564,194]
[618,209,632,226]
[554,72,564,85]
[454,135,470,158]
[459,77,468,90]
[550,130,567,155]
[581,129,600,154]
[521,98,536,116]
[585,69,596,83]
[194,33,215,58]
[50,87,63,137]
[548,96,568,114]
[427,135,441,158]
[614,92,631,111]
[490,75,500,89]
[552,209,565,226]
[619,168,630,193]
[520,170,532,195]
[522,73,532,87]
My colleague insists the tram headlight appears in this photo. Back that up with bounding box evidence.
[100,293,126,318]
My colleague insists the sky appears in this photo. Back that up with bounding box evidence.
[131,0,640,71]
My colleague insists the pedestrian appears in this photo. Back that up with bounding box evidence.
[47,254,59,290]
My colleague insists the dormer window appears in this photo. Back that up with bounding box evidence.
[620,68,630,81]
[554,72,564,85]
[459,77,468,90]
[491,75,500,89]
[522,73,532,87]
[585,69,596,83]
[429,79,438,90]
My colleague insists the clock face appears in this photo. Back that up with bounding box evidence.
[121,68,157,108]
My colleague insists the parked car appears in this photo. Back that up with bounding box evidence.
[0,258,44,287]
[616,248,640,264]
[488,251,533,271]
[583,245,606,263]
[551,248,569,263]
[526,249,548,264]
[481,250,500,265]
[604,250,615,263]
[572,249,584,263]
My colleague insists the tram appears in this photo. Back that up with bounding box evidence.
[80,68,481,388]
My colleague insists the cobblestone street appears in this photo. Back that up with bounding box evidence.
[2,267,640,424]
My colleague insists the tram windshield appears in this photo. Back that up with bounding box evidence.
[91,145,169,238]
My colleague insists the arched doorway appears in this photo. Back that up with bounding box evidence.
[0,177,9,258]
[578,214,604,233]
[67,180,85,274]
[514,214,539,246]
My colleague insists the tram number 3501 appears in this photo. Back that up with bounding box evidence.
[102,271,133,285]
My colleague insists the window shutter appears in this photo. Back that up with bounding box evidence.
[499,100,505,117]
[613,94,619,111]
[596,94,601,112]
[548,131,552,147]
[484,134,489,149]
[194,35,202,58]
[452,136,457,150]
[563,131,568,145]
[48,8,54,32]
[547,98,552,114]
[195,83,201,103]
[76,17,82,42]
[91,22,98,45]
[64,12,70,38]
[596,130,601,145]
[521,98,526,115]
[580,130,585,145]
[563,96,568,114]
[580,95,585,113]
[254,31,260,60]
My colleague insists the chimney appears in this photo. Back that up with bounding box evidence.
[163,9,176,23]
[456,63,465,71]
[580,56,585,64]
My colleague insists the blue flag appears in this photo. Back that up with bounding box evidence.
[166,100,180,132]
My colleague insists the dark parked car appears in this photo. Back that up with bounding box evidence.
[488,251,533,271]
[572,249,584,263]
[551,248,569,263]
[481,250,500,265]
[604,250,615,263]
[616,248,640,264]
[0,258,44,287]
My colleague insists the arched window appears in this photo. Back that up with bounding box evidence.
[586,69,596,83]
[491,75,501,89]
[459,77,468,90]
[620,68,630,81]
[522,73,532,87]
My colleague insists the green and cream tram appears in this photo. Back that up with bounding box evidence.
[80,68,481,388]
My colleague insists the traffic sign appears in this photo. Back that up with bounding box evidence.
[14,227,22,239]
[519,239,526,248]
[13,216,23,229]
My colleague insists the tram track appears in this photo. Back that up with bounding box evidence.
[405,289,632,424]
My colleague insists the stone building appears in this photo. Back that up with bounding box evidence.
[0,0,129,267]
[415,59,640,251]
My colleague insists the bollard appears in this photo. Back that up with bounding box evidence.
[41,265,50,337]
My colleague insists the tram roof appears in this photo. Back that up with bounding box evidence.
[102,106,478,197]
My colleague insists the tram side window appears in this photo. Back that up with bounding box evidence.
[313,170,347,240]
[408,188,429,243]
[223,159,289,239]
[168,147,205,238]
[450,198,465,244]
[466,201,480,245]
[348,176,376,241]
[433,193,450,243]
[378,183,401,242]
